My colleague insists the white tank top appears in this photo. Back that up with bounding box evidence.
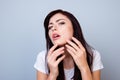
[64,68,74,80]
[34,50,104,80]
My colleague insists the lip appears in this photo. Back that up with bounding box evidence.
[52,33,61,41]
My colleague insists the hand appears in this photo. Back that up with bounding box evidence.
[65,37,88,71]
[47,44,65,79]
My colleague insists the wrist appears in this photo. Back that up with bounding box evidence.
[48,73,58,80]
[79,64,91,73]
[79,65,92,80]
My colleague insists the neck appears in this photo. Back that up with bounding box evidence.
[63,49,74,69]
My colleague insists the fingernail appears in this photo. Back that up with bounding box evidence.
[72,37,74,39]
[65,44,68,47]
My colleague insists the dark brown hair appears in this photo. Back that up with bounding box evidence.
[44,9,93,80]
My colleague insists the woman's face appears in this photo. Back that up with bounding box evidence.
[48,13,73,46]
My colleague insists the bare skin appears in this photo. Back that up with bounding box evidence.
[36,13,101,80]
[37,38,101,80]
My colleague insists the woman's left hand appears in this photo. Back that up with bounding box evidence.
[65,37,88,71]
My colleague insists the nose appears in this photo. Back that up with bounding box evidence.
[51,26,57,31]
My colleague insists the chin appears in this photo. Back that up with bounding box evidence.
[54,41,67,46]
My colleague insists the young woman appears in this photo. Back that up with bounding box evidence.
[34,9,104,80]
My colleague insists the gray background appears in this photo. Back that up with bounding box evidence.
[0,0,120,80]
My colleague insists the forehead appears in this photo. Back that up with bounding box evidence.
[49,13,69,22]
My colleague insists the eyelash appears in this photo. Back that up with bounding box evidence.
[59,22,65,25]
[48,22,65,30]
[48,26,53,30]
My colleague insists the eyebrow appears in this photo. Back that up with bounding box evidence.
[49,19,65,25]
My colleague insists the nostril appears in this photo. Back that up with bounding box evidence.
[52,27,57,31]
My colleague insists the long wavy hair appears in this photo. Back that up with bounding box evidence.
[44,9,93,80]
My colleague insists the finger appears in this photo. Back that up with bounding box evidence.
[48,50,64,63]
[66,48,75,58]
[65,44,76,54]
[51,47,64,59]
[49,44,58,52]
[53,47,64,54]
[66,40,79,51]
[72,37,85,51]
[48,44,58,56]
[56,55,65,64]
[48,47,64,58]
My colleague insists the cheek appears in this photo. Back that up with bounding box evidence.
[62,28,73,39]
[66,31,73,38]
[48,31,52,40]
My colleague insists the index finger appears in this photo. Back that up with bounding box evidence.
[49,44,58,54]
[72,37,85,51]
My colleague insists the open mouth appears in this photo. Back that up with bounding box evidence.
[52,34,60,40]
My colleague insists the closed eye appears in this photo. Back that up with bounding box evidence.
[48,26,53,30]
[59,22,65,25]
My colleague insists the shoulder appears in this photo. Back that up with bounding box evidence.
[34,50,47,65]
[92,49,101,58]
[92,49,104,71]
[36,50,47,59]
[34,50,48,74]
